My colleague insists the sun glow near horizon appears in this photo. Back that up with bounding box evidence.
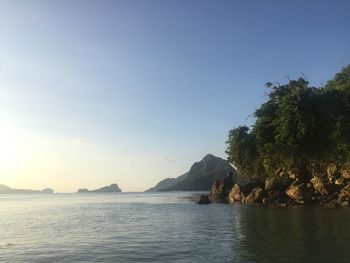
[0,121,197,193]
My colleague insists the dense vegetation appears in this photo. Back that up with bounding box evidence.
[226,65,350,181]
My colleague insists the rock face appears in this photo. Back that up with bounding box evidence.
[228,184,243,203]
[203,158,350,207]
[209,175,261,203]
[206,165,350,207]
[209,172,235,202]
[147,154,239,192]
[0,185,54,194]
[78,184,122,193]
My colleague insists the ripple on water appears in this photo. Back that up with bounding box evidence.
[1,193,350,262]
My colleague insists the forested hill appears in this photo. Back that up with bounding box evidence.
[146,154,246,192]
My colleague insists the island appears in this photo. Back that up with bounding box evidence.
[77,183,122,193]
[0,185,54,194]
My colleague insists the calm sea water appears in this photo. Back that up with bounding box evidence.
[0,192,350,263]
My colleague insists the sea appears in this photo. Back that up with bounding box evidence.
[1,192,350,262]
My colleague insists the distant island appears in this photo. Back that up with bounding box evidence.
[0,185,54,194]
[78,184,122,193]
[146,154,248,192]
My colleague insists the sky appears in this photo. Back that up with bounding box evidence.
[0,0,350,192]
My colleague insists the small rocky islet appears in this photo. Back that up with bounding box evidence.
[77,183,122,193]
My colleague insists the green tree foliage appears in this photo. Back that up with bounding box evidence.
[226,126,263,180]
[226,65,350,180]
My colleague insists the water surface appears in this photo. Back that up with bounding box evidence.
[1,192,349,262]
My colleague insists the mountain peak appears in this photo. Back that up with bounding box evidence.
[202,154,220,162]
[146,154,236,192]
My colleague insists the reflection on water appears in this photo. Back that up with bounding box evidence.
[0,193,349,262]
[232,207,350,262]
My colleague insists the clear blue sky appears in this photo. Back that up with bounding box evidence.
[0,0,349,192]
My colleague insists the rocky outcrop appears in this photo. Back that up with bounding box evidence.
[228,184,243,203]
[209,172,235,202]
[209,174,262,203]
[206,165,350,207]
[197,195,211,204]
